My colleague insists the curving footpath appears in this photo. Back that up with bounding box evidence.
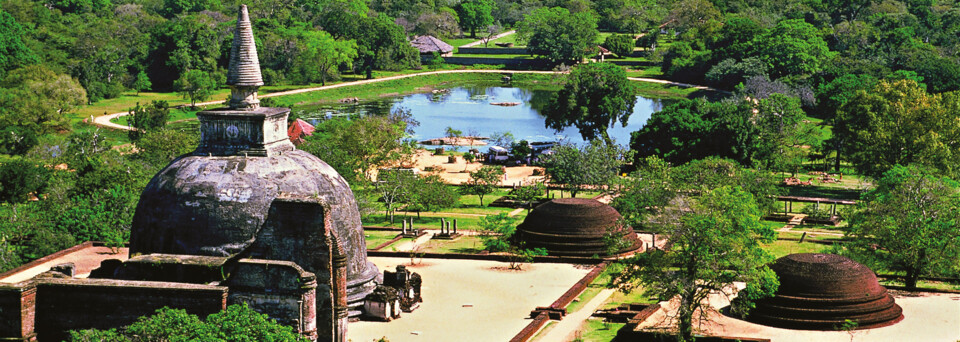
[92,69,728,131]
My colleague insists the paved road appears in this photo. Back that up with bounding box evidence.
[92,69,728,131]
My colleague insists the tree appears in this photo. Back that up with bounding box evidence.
[478,212,519,252]
[594,0,659,33]
[509,181,546,210]
[844,165,960,289]
[751,19,834,79]
[0,66,87,134]
[540,140,630,197]
[0,125,38,156]
[665,0,721,32]
[352,14,422,77]
[460,165,504,206]
[300,108,419,182]
[602,34,635,58]
[296,29,358,85]
[611,155,674,228]
[509,140,532,161]
[456,0,495,38]
[0,159,50,204]
[403,174,459,218]
[0,9,38,79]
[616,186,778,341]
[517,7,600,63]
[833,79,960,179]
[544,63,636,145]
[69,304,303,341]
[128,101,170,142]
[134,128,198,166]
[376,168,419,222]
[132,71,152,95]
[173,69,216,108]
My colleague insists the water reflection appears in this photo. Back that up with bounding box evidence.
[295,86,666,146]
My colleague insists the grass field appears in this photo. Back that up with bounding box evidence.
[417,235,486,254]
[364,230,403,249]
[572,319,626,342]
[761,240,832,258]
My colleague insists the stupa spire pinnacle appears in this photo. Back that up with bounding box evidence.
[227,4,263,109]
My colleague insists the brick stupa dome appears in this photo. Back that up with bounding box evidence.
[515,198,643,256]
[746,253,903,330]
[129,5,378,317]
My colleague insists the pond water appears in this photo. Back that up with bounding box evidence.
[295,86,667,147]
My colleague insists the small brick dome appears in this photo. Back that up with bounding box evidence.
[514,198,643,256]
[747,253,903,330]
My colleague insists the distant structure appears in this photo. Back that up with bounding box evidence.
[746,253,904,330]
[0,5,419,342]
[514,198,643,256]
[288,118,315,145]
[410,35,454,57]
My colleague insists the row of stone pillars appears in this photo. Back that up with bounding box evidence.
[399,218,459,235]
[438,218,458,235]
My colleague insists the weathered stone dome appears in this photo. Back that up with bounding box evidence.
[515,198,643,256]
[746,253,903,330]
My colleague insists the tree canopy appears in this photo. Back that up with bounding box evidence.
[545,63,636,144]
[833,79,960,179]
[844,165,960,289]
[516,6,600,64]
[617,185,778,341]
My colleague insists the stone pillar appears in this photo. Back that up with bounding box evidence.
[453,220,458,234]
[401,221,407,235]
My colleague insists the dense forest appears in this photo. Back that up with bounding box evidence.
[0,0,958,276]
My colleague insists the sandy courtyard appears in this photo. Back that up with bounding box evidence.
[347,256,592,342]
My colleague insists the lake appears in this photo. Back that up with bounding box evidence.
[295,86,666,147]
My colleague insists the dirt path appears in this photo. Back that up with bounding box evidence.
[92,69,728,131]
[459,30,516,48]
[538,288,617,342]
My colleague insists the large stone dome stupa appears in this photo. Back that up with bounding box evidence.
[514,198,643,256]
[129,5,379,316]
[746,253,903,330]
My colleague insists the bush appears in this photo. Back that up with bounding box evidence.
[603,34,634,58]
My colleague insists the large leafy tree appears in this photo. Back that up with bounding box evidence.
[300,108,419,183]
[0,9,38,79]
[460,165,504,206]
[456,0,494,38]
[751,19,834,79]
[173,69,217,107]
[540,140,631,197]
[0,159,50,204]
[0,65,87,134]
[845,165,960,289]
[127,101,171,142]
[294,29,357,85]
[544,63,636,145]
[834,79,960,179]
[617,186,778,342]
[516,6,599,64]
[403,174,459,218]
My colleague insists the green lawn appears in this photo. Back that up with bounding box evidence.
[418,235,486,254]
[364,230,402,249]
[761,240,831,258]
[443,37,478,48]
[573,318,626,342]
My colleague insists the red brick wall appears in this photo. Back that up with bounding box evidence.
[0,282,37,341]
